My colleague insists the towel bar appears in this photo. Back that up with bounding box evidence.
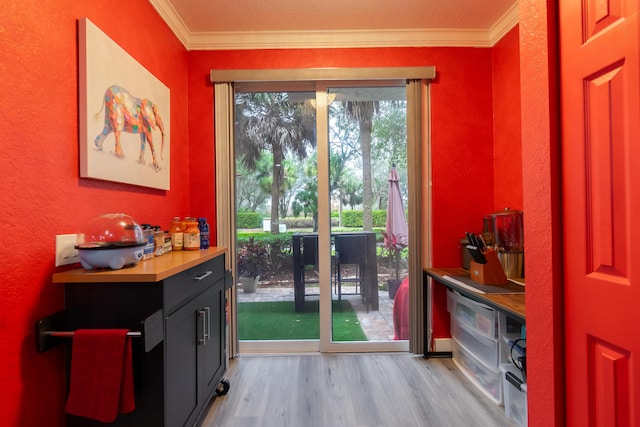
[44,330,142,338]
[36,309,163,353]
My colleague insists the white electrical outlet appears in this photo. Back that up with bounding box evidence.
[55,234,80,267]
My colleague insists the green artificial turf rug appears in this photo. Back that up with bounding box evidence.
[237,299,368,341]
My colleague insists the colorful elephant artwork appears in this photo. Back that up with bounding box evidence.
[94,85,165,172]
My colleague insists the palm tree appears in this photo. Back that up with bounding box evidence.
[235,92,315,233]
[343,100,378,230]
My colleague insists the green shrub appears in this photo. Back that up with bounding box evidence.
[237,212,262,229]
[372,210,387,227]
[342,210,387,227]
[236,232,294,279]
[342,210,362,227]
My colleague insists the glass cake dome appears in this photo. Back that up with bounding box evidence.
[77,213,145,249]
[75,213,145,270]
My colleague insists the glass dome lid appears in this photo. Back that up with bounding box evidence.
[76,213,145,249]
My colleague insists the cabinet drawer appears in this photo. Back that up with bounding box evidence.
[499,312,526,365]
[164,255,225,314]
[450,291,498,340]
[451,319,499,369]
[501,363,528,427]
[452,340,502,404]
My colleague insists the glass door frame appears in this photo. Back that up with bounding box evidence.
[213,67,434,355]
[315,81,408,352]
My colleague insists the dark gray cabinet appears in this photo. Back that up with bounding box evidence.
[165,267,226,426]
[55,249,229,427]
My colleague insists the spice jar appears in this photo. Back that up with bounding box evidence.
[153,226,165,256]
[169,216,184,251]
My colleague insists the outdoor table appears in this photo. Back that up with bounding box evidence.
[292,232,378,312]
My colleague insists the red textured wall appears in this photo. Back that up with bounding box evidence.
[187,47,496,340]
[188,46,495,264]
[493,26,523,212]
[519,0,565,425]
[0,2,189,426]
[0,2,539,425]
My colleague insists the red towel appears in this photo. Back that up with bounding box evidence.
[393,277,410,340]
[65,329,135,422]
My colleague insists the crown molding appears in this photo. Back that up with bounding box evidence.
[488,2,519,45]
[150,0,519,51]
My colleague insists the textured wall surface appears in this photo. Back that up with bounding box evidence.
[0,2,532,425]
[188,46,498,339]
[493,25,523,212]
[0,2,189,425]
[519,0,565,425]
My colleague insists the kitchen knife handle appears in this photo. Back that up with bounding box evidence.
[478,234,487,251]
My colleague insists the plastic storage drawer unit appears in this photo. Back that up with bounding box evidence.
[499,312,526,364]
[501,363,527,427]
[451,318,500,369]
[449,291,498,339]
[452,340,502,404]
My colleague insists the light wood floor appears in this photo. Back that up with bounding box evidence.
[200,353,515,427]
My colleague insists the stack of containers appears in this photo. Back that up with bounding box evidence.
[500,362,527,427]
[500,312,527,426]
[447,290,526,410]
[447,290,503,403]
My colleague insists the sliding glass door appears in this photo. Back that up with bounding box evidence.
[319,83,409,351]
[234,81,409,353]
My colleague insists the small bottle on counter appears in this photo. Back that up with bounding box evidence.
[153,226,165,256]
[169,217,184,251]
[164,231,172,254]
[183,219,200,251]
[141,224,155,260]
[198,217,210,249]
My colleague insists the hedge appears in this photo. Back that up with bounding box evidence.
[342,210,387,227]
[237,212,262,228]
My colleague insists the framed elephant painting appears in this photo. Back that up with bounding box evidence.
[79,18,170,190]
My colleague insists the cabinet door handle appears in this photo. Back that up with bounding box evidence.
[204,306,211,342]
[198,309,206,345]
[194,271,213,281]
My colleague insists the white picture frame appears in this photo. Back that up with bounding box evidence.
[79,17,170,190]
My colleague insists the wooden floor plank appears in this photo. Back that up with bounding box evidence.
[201,353,515,427]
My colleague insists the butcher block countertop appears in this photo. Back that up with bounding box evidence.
[425,266,526,321]
[52,247,227,283]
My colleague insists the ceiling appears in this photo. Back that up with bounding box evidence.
[149,0,519,51]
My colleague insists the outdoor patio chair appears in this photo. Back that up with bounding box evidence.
[334,233,367,308]
[300,234,320,296]
[293,233,336,311]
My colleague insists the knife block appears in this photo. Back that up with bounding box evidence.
[469,249,508,285]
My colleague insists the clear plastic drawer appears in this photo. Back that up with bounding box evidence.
[450,291,498,340]
[501,363,527,427]
[452,340,502,404]
[451,318,500,369]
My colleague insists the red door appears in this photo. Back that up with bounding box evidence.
[560,1,640,425]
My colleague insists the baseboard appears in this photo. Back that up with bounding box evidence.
[435,337,453,352]
[239,340,320,354]
[423,338,453,358]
